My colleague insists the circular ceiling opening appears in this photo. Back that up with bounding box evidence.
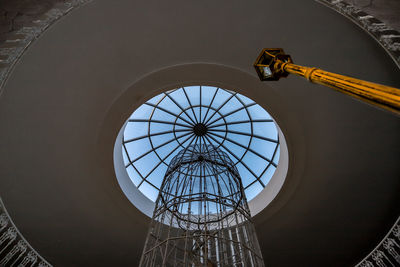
[121,86,280,203]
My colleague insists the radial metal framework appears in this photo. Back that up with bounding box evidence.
[122,86,280,201]
[139,144,265,267]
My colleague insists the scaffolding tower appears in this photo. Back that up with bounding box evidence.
[139,144,265,267]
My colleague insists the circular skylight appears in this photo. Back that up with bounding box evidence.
[122,86,280,202]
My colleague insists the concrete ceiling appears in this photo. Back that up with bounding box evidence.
[0,0,399,266]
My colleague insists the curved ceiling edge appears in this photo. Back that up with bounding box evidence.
[0,198,52,266]
[316,0,400,69]
[355,217,400,267]
[0,0,93,96]
[0,1,91,264]
[316,1,400,266]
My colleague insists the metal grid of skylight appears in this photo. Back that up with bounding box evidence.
[122,86,280,202]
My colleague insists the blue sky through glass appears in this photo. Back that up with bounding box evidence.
[122,86,280,202]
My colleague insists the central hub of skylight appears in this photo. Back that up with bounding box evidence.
[122,86,280,202]
[193,123,208,136]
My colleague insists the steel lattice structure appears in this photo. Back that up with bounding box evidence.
[123,86,280,202]
[139,144,265,267]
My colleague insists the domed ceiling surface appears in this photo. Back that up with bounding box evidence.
[0,0,399,266]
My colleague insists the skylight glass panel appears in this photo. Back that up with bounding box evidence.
[122,86,280,202]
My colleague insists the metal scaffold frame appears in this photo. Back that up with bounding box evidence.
[139,144,265,267]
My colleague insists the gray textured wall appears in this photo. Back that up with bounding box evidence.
[355,0,400,30]
[0,0,399,44]
[0,0,61,42]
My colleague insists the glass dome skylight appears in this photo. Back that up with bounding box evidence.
[122,86,280,202]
